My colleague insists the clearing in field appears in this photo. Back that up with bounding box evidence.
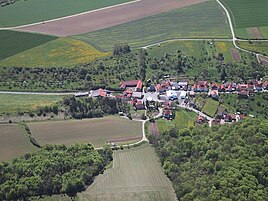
[231,48,241,62]
[28,116,142,147]
[246,27,262,39]
[157,109,197,134]
[0,30,57,61]
[202,99,219,117]
[0,94,63,114]
[0,0,132,27]
[0,124,37,161]
[0,38,109,68]
[259,55,268,66]
[78,144,177,201]
[73,0,230,51]
[237,41,268,56]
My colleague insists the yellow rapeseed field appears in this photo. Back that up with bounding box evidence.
[0,38,110,67]
[216,42,228,52]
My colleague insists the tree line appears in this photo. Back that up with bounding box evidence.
[0,144,113,200]
[153,118,267,200]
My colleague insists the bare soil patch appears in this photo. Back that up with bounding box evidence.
[247,27,262,39]
[259,55,268,66]
[231,48,241,62]
[150,122,160,138]
[107,136,141,143]
[17,0,208,36]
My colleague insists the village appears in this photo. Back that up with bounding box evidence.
[74,78,268,126]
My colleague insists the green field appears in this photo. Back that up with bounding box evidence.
[28,116,142,147]
[0,30,57,61]
[73,0,231,51]
[0,124,37,161]
[220,0,268,39]
[0,38,109,67]
[157,109,197,134]
[0,94,63,114]
[78,144,176,201]
[237,41,268,55]
[0,0,132,27]
[202,98,219,117]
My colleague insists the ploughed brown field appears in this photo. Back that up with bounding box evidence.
[28,116,142,147]
[17,0,209,36]
[231,48,241,62]
[259,55,268,66]
[247,27,262,39]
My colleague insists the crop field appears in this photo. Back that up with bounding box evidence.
[0,124,37,161]
[28,116,142,147]
[0,0,132,27]
[0,94,63,114]
[78,144,176,201]
[237,41,268,56]
[220,0,268,39]
[202,99,219,117]
[0,38,109,67]
[157,109,197,134]
[73,0,230,51]
[0,30,57,61]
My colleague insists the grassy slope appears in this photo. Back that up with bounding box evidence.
[73,0,230,51]
[0,124,37,161]
[202,99,219,117]
[220,0,268,39]
[78,144,176,201]
[28,116,142,147]
[0,94,63,114]
[157,109,197,134]
[0,38,109,67]
[0,0,132,27]
[0,30,57,61]
[237,41,268,56]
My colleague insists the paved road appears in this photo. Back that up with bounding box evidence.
[0,91,74,95]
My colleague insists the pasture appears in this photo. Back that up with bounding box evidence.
[237,41,268,56]
[157,109,197,134]
[0,0,132,27]
[0,124,36,161]
[0,94,63,114]
[0,38,109,67]
[0,30,57,61]
[78,144,177,201]
[202,99,219,117]
[74,0,230,51]
[28,116,142,147]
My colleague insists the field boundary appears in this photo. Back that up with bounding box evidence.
[0,0,141,30]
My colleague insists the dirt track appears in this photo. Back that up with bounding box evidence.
[17,0,208,36]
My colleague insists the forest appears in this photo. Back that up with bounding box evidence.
[154,118,268,201]
[0,144,113,200]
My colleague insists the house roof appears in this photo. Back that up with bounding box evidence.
[120,80,141,88]
[91,88,106,97]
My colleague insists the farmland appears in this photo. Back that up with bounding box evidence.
[237,41,268,56]
[78,144,176,201]
[220,0,268,39]
[0,124,37,161]
[0,94,63,115]
[157,109,197,134]
[202,99,219,117]
[73,0,230,51]
[0,30,57,61]
[0,0,132,27]
[28,116,142,147]
[0,38,109,68]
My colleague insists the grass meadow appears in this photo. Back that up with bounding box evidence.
[157,109,197,134]
[0,94,63,114]
[237,41,268,56]
[220,0,268,39]
[0,124,37,161]
[202,99,219,117]
[0,0,132,27]
[0,38,109,67]
[78,144,176,201]
[73,0,231,51]
[0,30,57,61]
[28,116,142,147]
